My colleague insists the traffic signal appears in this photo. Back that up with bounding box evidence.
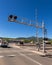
[44,38,48,40]
[9,15,13,19]
[8,15,17,22]
[14,16,17,19]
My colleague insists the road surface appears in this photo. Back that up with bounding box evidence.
[0,45,52,65]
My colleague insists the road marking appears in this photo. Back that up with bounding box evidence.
[14,46,43,65]
[14,46,45,55]
[18,52,43,65]
[12,46,20,48]
[0,56,4,58]
[7,55,16,57]
[25,53,35,55]
[0,50,17,53]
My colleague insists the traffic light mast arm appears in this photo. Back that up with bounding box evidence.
[8,15,42,28]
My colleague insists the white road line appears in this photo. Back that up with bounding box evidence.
[0,56,4,58]
[7,55,16,57]
[14,46,43,65]
[14,46,45,55]
[25,53,35,55]
[18,52,43,65]
[0,50,17,53]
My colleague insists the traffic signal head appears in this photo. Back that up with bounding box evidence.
[9,15,13,19]
[14,16,17,19]
[44,38,48,40]
[8,15,17,22]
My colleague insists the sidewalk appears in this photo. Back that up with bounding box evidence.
[12,43,52,55]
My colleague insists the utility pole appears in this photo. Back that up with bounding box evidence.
[35,9,40,51]
[42,20,46,53]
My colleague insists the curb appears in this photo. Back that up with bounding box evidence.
[13,46,46,55]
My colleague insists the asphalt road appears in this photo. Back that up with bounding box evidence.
[0,45,52,65]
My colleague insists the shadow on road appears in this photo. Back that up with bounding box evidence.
[40,54,52,58]
[0,46,12,48]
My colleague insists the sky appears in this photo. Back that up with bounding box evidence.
[0,0,52,38]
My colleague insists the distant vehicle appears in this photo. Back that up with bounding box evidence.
[0,39,8,47]
[44,41,51,44]
[0,39,2,46]
[20,41,24,45]
[44,38,51,44]
[1,41,8,47]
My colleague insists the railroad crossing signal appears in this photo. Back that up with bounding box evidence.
[8,15,17,22]
[8,15,47,53]
[8,15,42,28]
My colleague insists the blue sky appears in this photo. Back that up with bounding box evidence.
[0,0,52,38]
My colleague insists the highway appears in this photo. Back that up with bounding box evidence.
[0,44,52,65]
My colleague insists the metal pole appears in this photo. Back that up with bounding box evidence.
[35,9,40,51]
[42,21,45,53]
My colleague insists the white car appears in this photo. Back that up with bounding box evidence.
[0,39,2,46]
